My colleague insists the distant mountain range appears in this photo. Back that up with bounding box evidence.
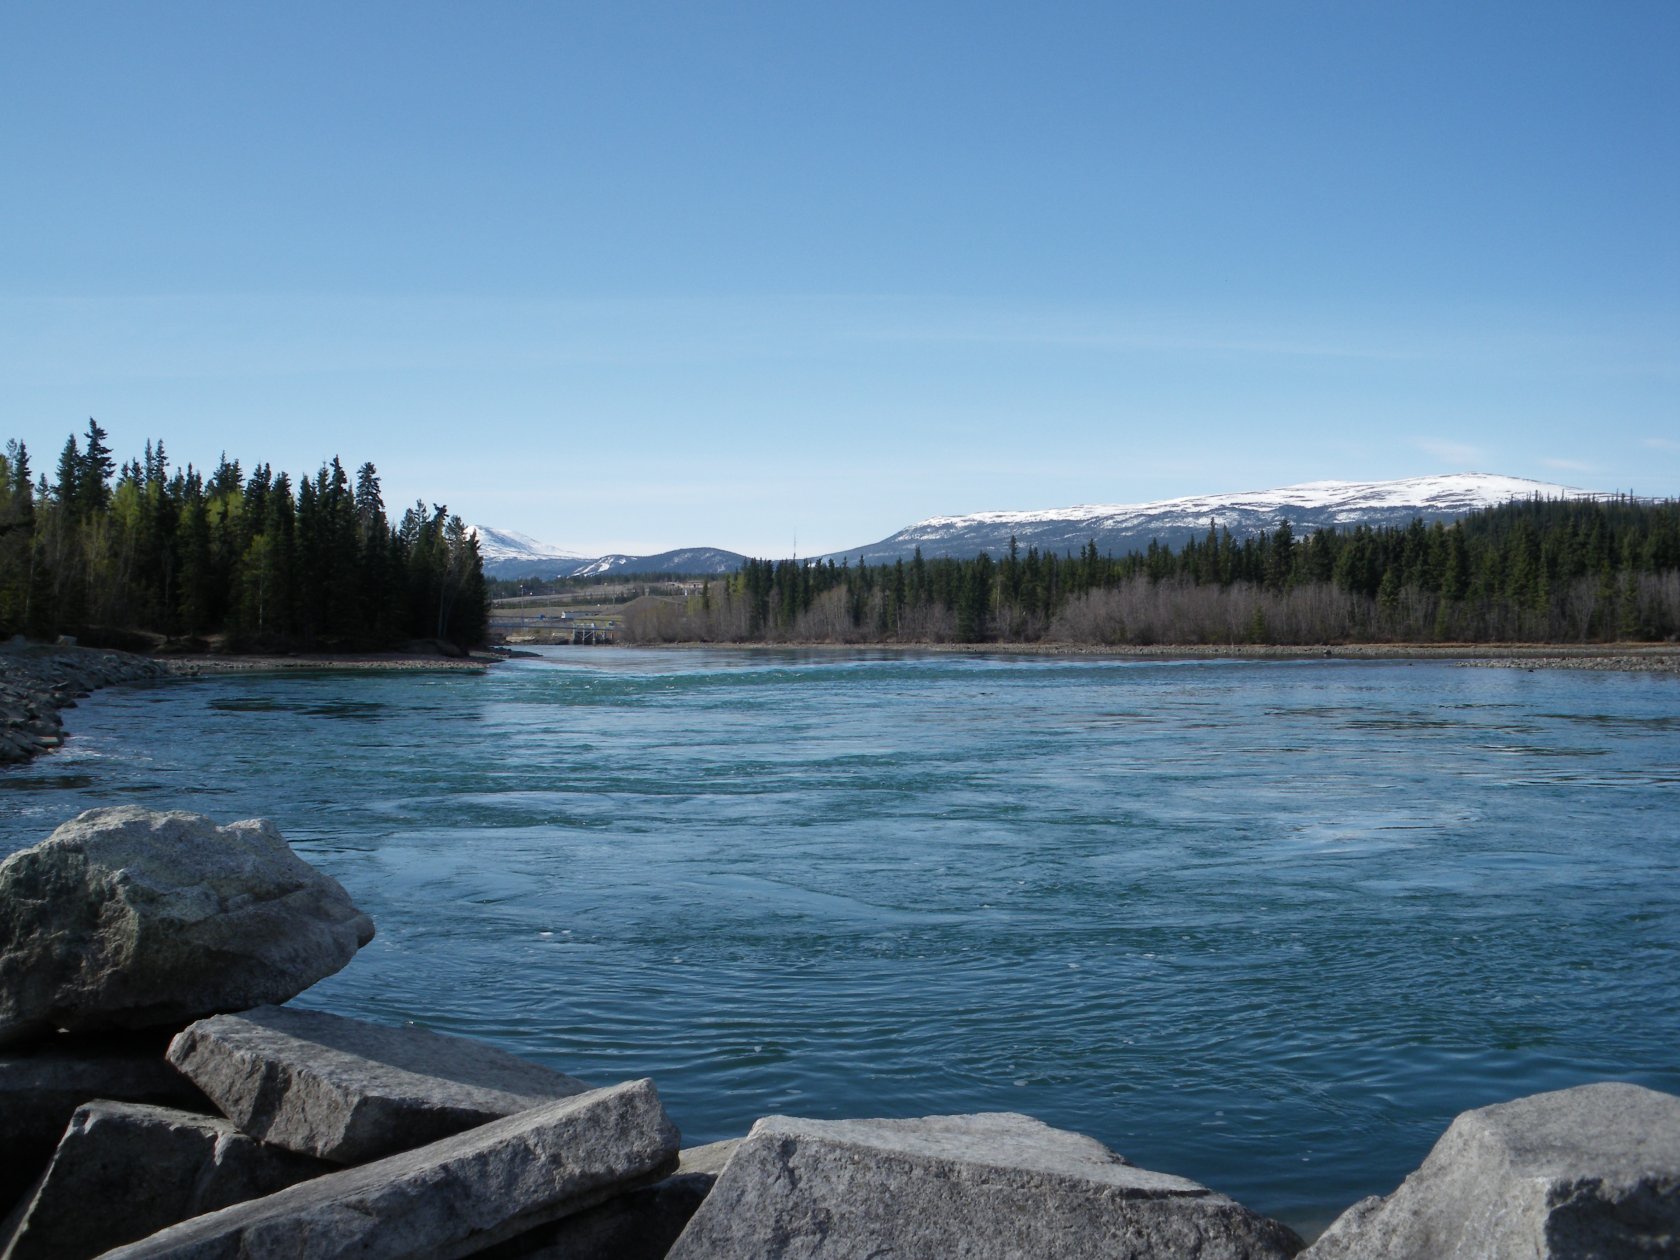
[475,472,1594,579]
[470,527,747,580]
[820,472,1593,566]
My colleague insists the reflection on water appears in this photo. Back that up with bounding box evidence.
[0,773,97,792]
[2,650,1676,1232]
[211,696,387,720]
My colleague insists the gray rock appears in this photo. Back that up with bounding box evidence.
[0,807,374,1046]
[489,1138,741,1259]
[0,1032,212,1214]
[1,1100,330,1260]
[1301,1081,1680,1260]
[667,1112,1303,1259]
[167,1004,593,1164]
[100,1077,681,1260]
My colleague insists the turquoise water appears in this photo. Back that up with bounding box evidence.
[4,649,1678,1232]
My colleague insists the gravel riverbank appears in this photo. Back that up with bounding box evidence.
[1454,650,1680,675]
[638,639,1680,673]
[170,652,498,674]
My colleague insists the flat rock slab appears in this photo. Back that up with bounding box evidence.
[0,807,374,1046]
[168,1004,593,1164]
[1302,1081,1680,1259]
[0,1032,212,1213]
[488,1138,741,1260]
[1,1100,330,1260]
[101,1077,680,1260]
[667,1112,1303,1259]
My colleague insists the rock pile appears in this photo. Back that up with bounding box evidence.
[0,643,181,765]
[99,1078,683,1260]
[0,1028,214,1217]
[2,806,1677,1258]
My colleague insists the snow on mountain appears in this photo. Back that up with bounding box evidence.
[468,526,592,579]
[826,473,1596,565]
[468,525,587,566]
[469,526,746,579]
[475,473,1602,578]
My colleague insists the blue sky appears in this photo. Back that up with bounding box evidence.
[3,2,1676,556]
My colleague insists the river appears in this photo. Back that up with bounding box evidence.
[3,648,1676,1234]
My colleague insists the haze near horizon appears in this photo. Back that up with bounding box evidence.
[3,2,1675,555]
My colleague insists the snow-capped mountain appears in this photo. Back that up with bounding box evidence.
[823,473,1595,566]
[469,526,745,579]
[476,473,1603,578]
[468,526,591,579]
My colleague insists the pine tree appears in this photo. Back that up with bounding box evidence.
[79,419,115,516]
[53,437,81,511]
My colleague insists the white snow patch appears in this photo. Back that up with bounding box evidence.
[468,525,588,564]
[899,473,1592,538]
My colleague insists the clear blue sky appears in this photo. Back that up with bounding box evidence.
[3,1,1676,556]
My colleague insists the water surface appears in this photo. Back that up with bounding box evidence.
[4,649,1677,1233]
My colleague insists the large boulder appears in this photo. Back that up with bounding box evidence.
[1302,1081,1680,1259]
[167,1005,593,1164]
[0,1100,331,1260]
[0,808,374,1046]
[667,1112,1303,1259]
[99,1078,681,1260]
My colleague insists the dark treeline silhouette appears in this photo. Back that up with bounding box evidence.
[625,496,1680,646]
[0,421,488,650]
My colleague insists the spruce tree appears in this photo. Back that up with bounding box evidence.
[79,419,115,516]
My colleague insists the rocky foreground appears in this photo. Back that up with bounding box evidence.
[1,807,1677,1258]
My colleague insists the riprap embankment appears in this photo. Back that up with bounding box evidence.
[0,642,185,765]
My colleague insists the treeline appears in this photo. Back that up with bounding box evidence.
[624,497,1680,646]
[0,421,488,649]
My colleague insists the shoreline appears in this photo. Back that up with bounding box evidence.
[601,639,1680,673]
[164,650,503,675]
[1,644,508,765]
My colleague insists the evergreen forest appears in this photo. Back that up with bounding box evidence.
[624,497,1680,646]
[0,422,489,650]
